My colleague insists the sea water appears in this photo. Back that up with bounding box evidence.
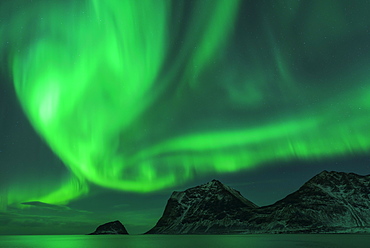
[0,234,369,248]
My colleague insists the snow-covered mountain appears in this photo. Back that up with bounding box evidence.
[146,179,258,234]
[247,170,370,233]
[146,171,370,234]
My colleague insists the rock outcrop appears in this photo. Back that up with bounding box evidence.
[89,220,129,235]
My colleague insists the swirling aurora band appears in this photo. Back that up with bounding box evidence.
[1,0,370,207]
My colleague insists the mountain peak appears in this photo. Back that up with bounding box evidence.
[200,179,224,189]
[210,179,222,184]
[307,170,368,187]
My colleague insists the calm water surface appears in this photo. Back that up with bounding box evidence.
[1,234,369,248]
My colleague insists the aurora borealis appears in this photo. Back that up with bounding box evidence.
[1,0,370,234]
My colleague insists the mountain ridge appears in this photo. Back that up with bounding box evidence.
[146,171,370,234]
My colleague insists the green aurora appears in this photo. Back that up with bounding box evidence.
[1,0,370,209]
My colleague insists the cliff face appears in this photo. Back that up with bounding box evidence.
[147,171,370,234]
[89,220,129,235]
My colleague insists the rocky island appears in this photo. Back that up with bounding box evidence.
[89,220,129,235]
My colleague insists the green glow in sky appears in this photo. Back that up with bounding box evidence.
[2,0,370,206]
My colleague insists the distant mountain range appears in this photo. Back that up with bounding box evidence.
[146,171,370,234]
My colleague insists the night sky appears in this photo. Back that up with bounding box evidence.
[1,0,370,235]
